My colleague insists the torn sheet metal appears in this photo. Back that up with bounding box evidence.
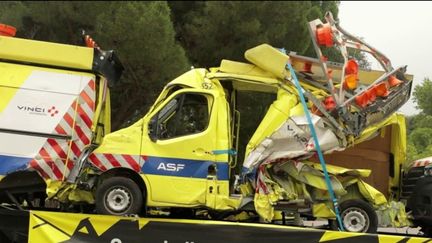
[253,159,391,223]
[243,114,343,175]
[46,179,94,204]
[247,131,411,228]
[241,108,409,226]
[377,201,411,227]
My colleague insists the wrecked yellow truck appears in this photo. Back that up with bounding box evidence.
[0,13,414,234]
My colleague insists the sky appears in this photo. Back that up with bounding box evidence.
[338,1,432,116]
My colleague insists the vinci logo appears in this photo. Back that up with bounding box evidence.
[47,106,59,117]
[17,105,59,117]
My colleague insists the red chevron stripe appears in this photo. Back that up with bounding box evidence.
[104,154,121,167]
[75,125,90,145]
[47,139,67,158]
[65,159,75,170]
[80,89,95,110]
[70,142,82,158]
[122,154,140,172]
[29,159,49,179]
[88,154,107,171]
[39,148,62,180]
[77,105,93,128]
[46,139,74,170]
[64,112,74,128]
[88,79,95,91]
[55,125,68,135]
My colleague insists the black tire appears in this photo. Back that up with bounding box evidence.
[330,199,378,233]
[96,177,143,216]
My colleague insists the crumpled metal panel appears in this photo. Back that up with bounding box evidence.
[253,159,389,222]
[243,114,342,175]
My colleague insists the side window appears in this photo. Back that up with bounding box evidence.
[155,93,210,140]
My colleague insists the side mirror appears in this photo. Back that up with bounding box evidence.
[148,115,158,142]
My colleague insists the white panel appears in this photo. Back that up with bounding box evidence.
[0,88,77,134]
[0,70,94,135]
[0,132,47,158]
[21,70,93,95]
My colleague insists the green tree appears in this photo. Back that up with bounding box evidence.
[95,1,189,129]
[312,1,339,18]
[413,78,432,115]
[169,1,371,70]
[406,79,432,161]
[0,1,105,43]
[406,141,418,162]
[409,127,432,151]
[407,141,432,162]
[407,114,432,133]
[0,2,28,32]
[172,1,339,67]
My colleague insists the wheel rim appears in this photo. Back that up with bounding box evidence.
[105,187,132,213]
[342,207,369,232]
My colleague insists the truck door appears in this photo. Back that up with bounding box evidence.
[142,89,221,206]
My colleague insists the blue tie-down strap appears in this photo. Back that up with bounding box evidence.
[212,149,237,156]
[285,61,345,231]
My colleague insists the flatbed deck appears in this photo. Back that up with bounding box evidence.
[0,208,430,243]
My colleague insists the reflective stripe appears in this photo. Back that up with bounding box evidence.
[27,79,95,180]
[142,156,229,180]
[30,157,55,179]
[88,153,141,172]
[88,153,230,180]
[29,159,49,178]
[122,154,141,172]
[88,154,107,171]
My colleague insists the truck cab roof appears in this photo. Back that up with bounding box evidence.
[0,35,124,84]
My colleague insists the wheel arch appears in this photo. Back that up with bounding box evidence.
[98,168,147,199]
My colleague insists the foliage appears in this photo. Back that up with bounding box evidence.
[94,2,190,128]
[170,1,340,67]
[413,78,432,116]
[0,1,104,43]
[409,128,432,151]
[406,78,432,162]
[407,142,432,163]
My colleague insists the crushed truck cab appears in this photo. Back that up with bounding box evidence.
[0,13,415,234]
[89,68,243,210]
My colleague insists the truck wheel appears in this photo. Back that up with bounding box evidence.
[330,199,378,233]
[96,177,143,216]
